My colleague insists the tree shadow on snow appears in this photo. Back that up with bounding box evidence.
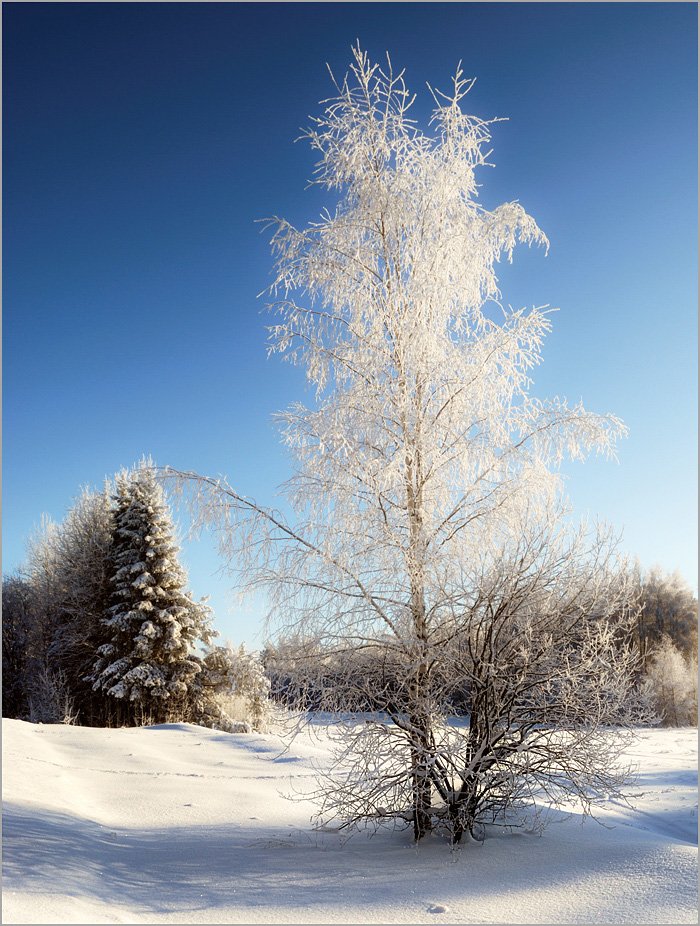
[2,799,696,921]
[2,800,400,917]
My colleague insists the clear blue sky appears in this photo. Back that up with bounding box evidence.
[4,2,697,647]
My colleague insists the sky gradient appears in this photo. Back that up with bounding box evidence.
[4,2,698,646]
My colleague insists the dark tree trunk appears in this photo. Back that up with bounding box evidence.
[410,712,434,840]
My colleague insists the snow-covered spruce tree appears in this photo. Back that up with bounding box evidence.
[165,47,647,842]
[90,464,217,726]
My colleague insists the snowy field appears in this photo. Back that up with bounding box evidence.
[2,717,697,925]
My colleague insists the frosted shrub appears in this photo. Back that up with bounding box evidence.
[28,666,78,725]
[644,635,698,726]
[191,643,270,733]
[219,644,271,733]
[636,566,698,665]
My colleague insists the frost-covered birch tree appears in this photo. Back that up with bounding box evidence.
[44,485,114,723]
[9,486,114,724]
[166,46,647,842]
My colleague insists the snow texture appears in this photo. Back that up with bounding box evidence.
[2,718,697,924]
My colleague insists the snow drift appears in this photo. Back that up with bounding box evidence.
[2,718,697,924]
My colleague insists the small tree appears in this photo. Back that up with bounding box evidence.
[637,567,698,665]
[644,635,698,726]
[226,644,272,731]
[90,464,216,725]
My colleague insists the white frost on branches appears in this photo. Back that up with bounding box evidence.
[643,635,698,727]
[163,46,644,843]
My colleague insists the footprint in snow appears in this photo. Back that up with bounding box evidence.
[428,903,448,914]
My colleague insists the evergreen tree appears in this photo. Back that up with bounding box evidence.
[90,464,215,725]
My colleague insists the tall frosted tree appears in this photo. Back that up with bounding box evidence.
[2,573,34,719]
[47,485,114,723]
[91,464,215,725]
[9,486,114,724]
[168,47,646,842]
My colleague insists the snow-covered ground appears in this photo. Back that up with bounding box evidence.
[2,717,697,924]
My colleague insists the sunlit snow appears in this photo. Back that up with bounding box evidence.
[2,718,697,924]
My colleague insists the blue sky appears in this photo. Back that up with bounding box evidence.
[4,2,697,646]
